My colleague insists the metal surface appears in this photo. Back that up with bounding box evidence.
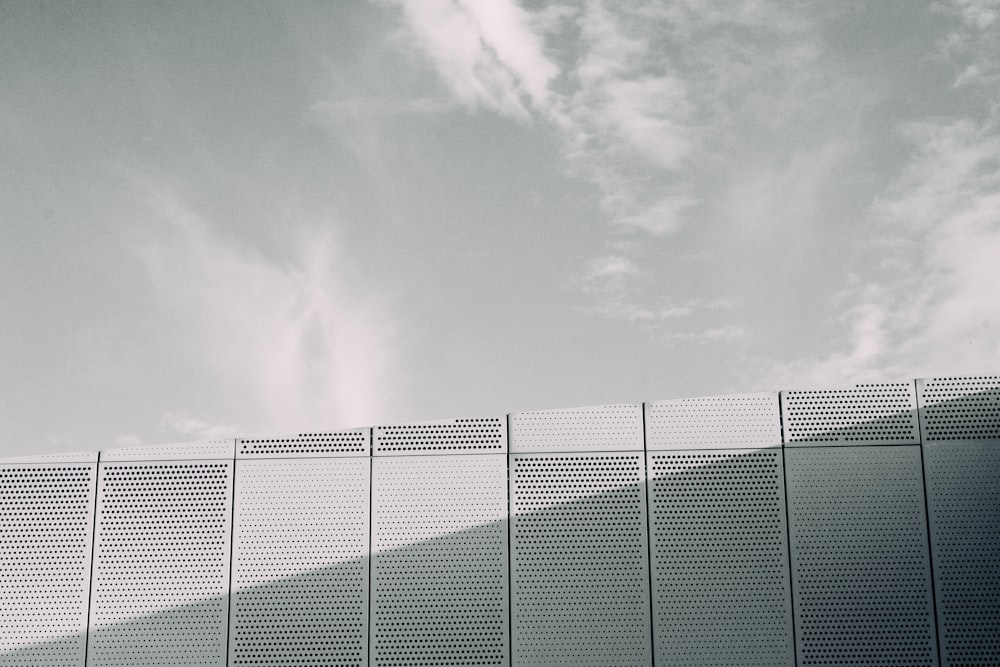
[510,452,652,667]
[237,429,370,458]
[917,375,1000,442]
[646,449,793,666]
[370,454,508,667]
[101,438,236,461]
[0,451,98,463]
[785,446,938,666]
[230,458,370,666]
[0,463,96,667]
[87,460,233,667]
[509,404,643,452]
[781,382,920,445]
[923,441,1000,666]
[645,392,780,450]
[373,417,506,455]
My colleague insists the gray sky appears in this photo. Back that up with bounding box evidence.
[1,0,998,457]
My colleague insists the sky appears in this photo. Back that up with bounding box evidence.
[1,0,998,458]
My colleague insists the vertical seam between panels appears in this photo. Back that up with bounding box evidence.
[642,404,656,667]
[83,452,101,667]
[779,393,799,667]
[505,414,514,667]
[915,381,944,667]
[224,449,237,667]
[367,430,375,667]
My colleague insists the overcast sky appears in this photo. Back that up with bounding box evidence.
[1,1,998,457]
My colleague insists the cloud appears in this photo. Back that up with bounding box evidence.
[389,0,557,121]
[158,413,240,441]
[761,112,1000,387]
[135,186,398,435]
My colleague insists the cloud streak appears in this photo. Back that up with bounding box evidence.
[135,185,398,438]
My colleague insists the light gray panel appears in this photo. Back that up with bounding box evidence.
[917,375,1000,442]
[237,429,370,458]
[230,458,369,667]
[0,463,96,667]
[101,439,236,461]
[646,449,793,666]
[646,393,780,450]
[371,454,508,667]
[373,417,506,455]
[924,442,1000,666]
[510,453,651,667]
[509,404,642,452]
[786,446,937,666]
[0,451,98,463]
[782,383,919,445]
[88,461,233,667]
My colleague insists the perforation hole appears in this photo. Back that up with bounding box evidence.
[918,376,1000,441]
[237,430,369,457]
[230,459,369,666]
[88,462,232,666]
[646,393,780,450]
[371,455,508,666]
[783,383,919,444]
[0,464,96,665]
[785,447,937,666]
[924,443,1000,665]
[509,404,642,452]
[510,454,651,666]
[647,450,793,665]
[374,418,505,454]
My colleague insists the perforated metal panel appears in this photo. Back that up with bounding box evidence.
[509,404,642,452]
[782,383,919,445]
[101,439,236,461]
[917,376,1000,442]
[510,453,651,666]
[646,393,780,450]
[370,454,508,666]
[924,442,1000,666]
[785,446,937,666]
[646,449,793,666]
[0,463,96,667]
[237,429,369,458]
[87,461,233,667]
[230,458,370,666]
[0,451,98,463]
[373,417,506,455]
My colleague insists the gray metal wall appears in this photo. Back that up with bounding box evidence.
[1,375,998,667]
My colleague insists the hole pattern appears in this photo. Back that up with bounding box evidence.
[647,450,793,666]
[509,404,642,452]
[0,464,96,665]
[510,454,651,666]
[785,447,937,666]
[101,439,235,461]
[237,430,369,458]
[917,376,1000,441]
[373,418,505,455]
[230,459,370,666]
[87,462,233,667]
[782,383,919,444]
[0,451,97,463]
[924,443,1000,666]
[371,455,508,666]
[646,393,780,450]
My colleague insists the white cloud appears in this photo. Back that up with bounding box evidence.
[158,413,240,441]
[136,186,398,435]
[761,113,1000,387]
[390,0,556,121]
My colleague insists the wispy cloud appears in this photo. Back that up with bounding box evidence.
[761,111,1000,387]
[135,185,398,436]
